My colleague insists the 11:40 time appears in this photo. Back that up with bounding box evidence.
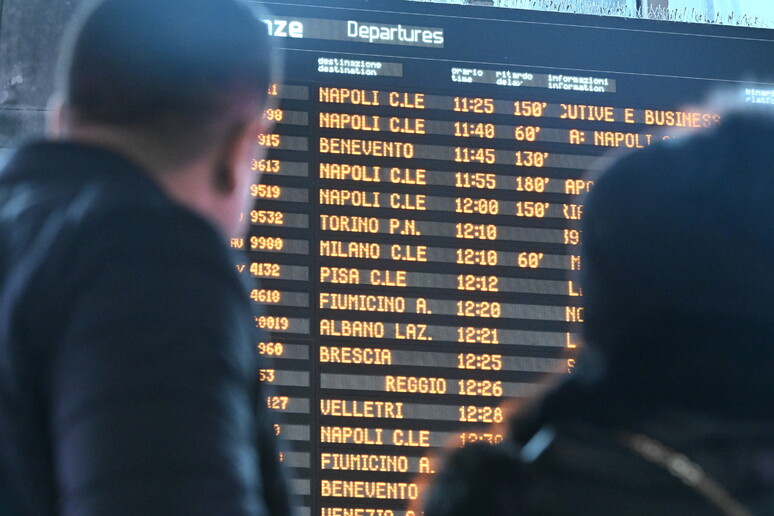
[454,121,495,138]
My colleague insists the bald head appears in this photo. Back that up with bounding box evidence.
[55,0,278,169]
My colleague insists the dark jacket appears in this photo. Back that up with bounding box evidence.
[423,411,774,515]
[423,111,774,515]
[0,142,289,515]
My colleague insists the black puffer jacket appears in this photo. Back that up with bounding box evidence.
[423,411,774,515]
[0,141,290,516]
[423,110,774,516]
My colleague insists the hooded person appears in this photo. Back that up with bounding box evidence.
[419,104,774,516]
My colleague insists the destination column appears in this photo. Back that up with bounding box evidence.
[315,86,438,516]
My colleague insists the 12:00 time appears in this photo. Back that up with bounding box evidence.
[455,197,500,215]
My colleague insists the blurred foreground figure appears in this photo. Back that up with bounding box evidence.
[0,0,290,514]
[420,106,774,515]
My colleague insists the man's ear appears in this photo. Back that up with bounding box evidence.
[46,94,67,138]
[214,117,266,194]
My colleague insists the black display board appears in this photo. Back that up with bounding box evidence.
[248,2,774,514]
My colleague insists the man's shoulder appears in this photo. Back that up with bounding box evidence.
[1,141,232,275]
[62,184,241,308]
[71,195,228,269]
[1,141,245,338]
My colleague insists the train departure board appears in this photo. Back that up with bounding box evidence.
[241,1,774,514]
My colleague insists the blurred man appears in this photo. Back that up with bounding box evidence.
[0,0,290,514]
[419,104,774,515]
